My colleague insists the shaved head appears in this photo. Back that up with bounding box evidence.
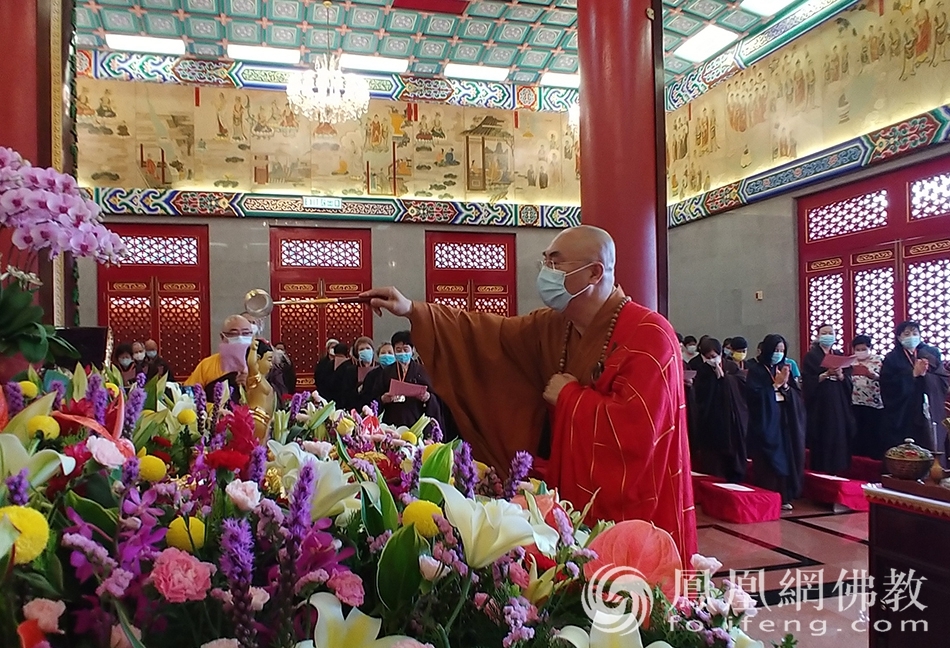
[546,225,616,275]
[222,314,252,336]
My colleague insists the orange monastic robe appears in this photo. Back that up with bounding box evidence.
[408,287,698,561]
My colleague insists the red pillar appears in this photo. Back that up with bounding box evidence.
[0,0,47,165]
[578,0,667,313]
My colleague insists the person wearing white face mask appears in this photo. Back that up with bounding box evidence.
[880,320,950,456]
[691,338,749,482]
[850,335,884,459]
[802,324,856,475]
[144,338,175,382]
[359,225,697,563]
[185,314,255,389]
[112,343,138,387]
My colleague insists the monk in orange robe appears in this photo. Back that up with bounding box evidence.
[362,226,697,561]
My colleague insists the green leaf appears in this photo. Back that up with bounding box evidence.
[17,334,48,363]
[64,491,118,542]
[0,515,20,563]
[376,524,424,611]
[144,373,167,411]
[409,415,432,440]
[418,443,455,505]
[71,362,89,401]
[375,467,399,532]
[16,570,60,598]
[361,483,386,538]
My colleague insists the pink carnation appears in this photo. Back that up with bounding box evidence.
[225,480,261,512]
[22,598,65,633]
[327,571,364,607]
[509,562,530,589]
[87,436,126,469]
[151,547,215,603]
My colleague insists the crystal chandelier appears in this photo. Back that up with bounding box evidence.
[285,1,369,124]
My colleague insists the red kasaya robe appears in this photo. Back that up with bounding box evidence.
[408,287,698,561]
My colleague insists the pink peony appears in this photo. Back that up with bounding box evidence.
[87,437,126,469]
[508,562,530,589]
[200,640,241,648]
[327,571,364,607]
[225,480,261,512]
[151,548,215,603]
[110,624,141,648]
[22,598,66,633]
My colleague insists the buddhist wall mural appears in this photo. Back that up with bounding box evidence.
[666,0,950,204]
[76,77,580,206]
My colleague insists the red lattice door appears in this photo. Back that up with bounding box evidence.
[98,225,211,379]
[270,228,373,390]
[425,232,517,316]
[799,157,950,354]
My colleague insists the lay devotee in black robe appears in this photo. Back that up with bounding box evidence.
[802,324,855,474]
[745,334,807,510]
[692,338,749,482]
[369,331,444,430]
[880,320,950,460]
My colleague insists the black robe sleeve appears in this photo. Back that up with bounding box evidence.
[801,346,855,474]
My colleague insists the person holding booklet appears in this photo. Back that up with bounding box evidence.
[802,324,856,474]
[370,330,444,431]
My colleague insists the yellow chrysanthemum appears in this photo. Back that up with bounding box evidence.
[0,506,50,565]
[166,517,206,552]
[139,455,167,483]
[402,500,443,539]
[474,461,490,481]
[17,381,38,400]
[421,443,445,464]
[399,431,418,445]
[137,447,147,459]
[335,416,355,436]
[26,416,60,441]
[176,409,197,426]
[105,382,121,398]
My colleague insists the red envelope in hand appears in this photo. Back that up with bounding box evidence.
[389,379,428,400]
[820,354,855,370]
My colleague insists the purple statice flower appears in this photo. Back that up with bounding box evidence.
[294,568,329,594]
[564,561,580,578]
[256,498,286,543]
[350,458,377,481]
[273,464,316,646]
[50,381,65,410]
[62,532,118,582]
[428,419,443,443]
[86,373,108,425]
[552,505,574,547]
[368,530,392,554]
[503,451,533,499]
[192,383,207,432]
[289,392,305,422]
[123,385,146,437]
[453,442,477,498]
[400,447,422,495]
[502,597,536,648]
[135,372,147,388]
[220,518,257,648]
[572,547,598,562]
[432,542,468,577]
[121,457,140,487]
[246,445,266,485]
[434,515,457,547]
[96,567,134,599]
[5,468,29,505]
[3,382,24,415]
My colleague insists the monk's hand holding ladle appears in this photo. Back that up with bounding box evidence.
[544,373,578,405]
[360,287,413,318]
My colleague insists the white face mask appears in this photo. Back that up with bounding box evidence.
[227,335,254,346]
[855,350,870,360]
[133,352,145,362]
[685,345,698,354]
[704,355,721,366]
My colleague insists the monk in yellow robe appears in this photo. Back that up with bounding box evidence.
[185,314,255,389]
[362,226,697,561]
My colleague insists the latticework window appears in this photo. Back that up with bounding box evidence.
[158,296,203,375]
[278,303,321,385]
[122,236,199,265]
[434,297,468,310]
[808,273,845,344]
[473,297,509,316]
[806,190,888,242]
[434,242,507,270]
[910,172,950,221]
[907,258,950,353]
[280,239,362,268]
[853,267,896,350]
[107,296,153,346]
[325,304,364,346]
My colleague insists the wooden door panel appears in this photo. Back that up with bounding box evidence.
[425,231,517,315]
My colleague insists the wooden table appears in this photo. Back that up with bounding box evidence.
[864,484,950,647]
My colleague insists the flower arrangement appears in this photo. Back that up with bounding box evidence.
[0,147,126,374]
[0,366,792,648]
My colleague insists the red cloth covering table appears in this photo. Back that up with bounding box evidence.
[803,471,870,512]
[841,456,883,483]
[697,481,781,524]
[691,471,724,507]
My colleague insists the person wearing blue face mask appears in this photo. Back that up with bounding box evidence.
[370,331,444,431]
[880,320,950,455]
[745,334,807,510]
[185,314,255,391]
[802,325,856,475]
[336,336,379,411]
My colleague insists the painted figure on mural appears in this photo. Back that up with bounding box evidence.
[933,1,949,63]
[97,90,116,118]
[902,22,918,78]
[76,93,95,118]
[232,96,248,141]
[214,92,229,139]
[431,112,445,139]
[252,105,274,138]
[916,0,933,64]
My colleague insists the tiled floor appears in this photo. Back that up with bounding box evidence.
[697,500,870,648]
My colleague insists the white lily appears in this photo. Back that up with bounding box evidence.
[557,625,674,648]
[520,491,562,558]
[0,435,76,488]
[271,410,291,443]
[731,629,766,648]
[295,592,417,648]
[421,478,535,569]
[266,441,362,519]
